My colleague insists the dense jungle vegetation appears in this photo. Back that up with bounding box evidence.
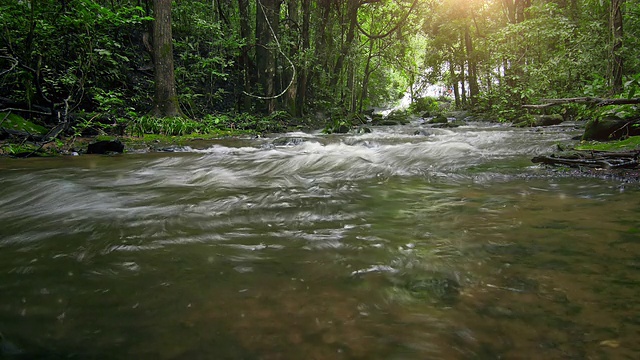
[1,0,639,152]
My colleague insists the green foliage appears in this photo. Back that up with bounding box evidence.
[130,116,201,137]
[575,136,640,151]
[172,0,243,115]
[475,85,529,123]
[596,104,639,121]
[1,0,636,137]
[322,118,352,134]
[233,111,289,133]
[583,75,609,97]
[0,0,151,118]
[0,113,47,134]
[128,111,289,137]
[408,97,440,115]
[0,142,40,156]
[623,73,640,99]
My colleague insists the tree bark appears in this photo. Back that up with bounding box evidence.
[256,0,281,113]
[464,25,478,105]
[331,0,359,91]
[151,0,181,118]
[238,0,252,111]
[610,0,624,94]
[285,0,299,114]
[294,0,310,116]
[449,60,460,108]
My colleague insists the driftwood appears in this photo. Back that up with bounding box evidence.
[532,150,640,169]
[523,97,640,109]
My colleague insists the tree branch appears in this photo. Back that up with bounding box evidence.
[356,0,418,40]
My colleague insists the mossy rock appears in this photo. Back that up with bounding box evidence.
[582,117,640,141]
[0,113,47,135]
[384,110,411,125]
[428,114,448,124]
[535,114,563,126]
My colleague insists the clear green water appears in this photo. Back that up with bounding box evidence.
[1,123,639,359]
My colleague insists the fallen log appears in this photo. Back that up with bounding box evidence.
[532,150,640,169]
[523,97,640,109]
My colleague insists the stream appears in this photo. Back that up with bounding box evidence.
[1,120,640,359]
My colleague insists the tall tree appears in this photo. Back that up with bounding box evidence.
[238,0,253,111]
[295,0,311,116]
[255,0,282,113]
[610,0,624,94]
[152,0,181,117]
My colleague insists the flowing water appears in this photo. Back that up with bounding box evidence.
[1,121,639,359]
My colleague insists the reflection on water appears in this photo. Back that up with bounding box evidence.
[1,123,639,358]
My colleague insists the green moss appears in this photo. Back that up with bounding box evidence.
[94,135,117,142]
[0,112,47,134]
[575,136,640,151]
[123,129,254,146]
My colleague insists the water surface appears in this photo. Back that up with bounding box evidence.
[1,122,639,359]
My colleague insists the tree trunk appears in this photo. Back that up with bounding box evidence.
[610,0,624,94]
[464,25,478,105]
[238,0,252,111]
[449,61,460,108]
[294,0,310,116]
[285,0,299,114]
[331,0,359,91]
[151,0,181,118]
[358,40,376,114]
[256,0,281,113]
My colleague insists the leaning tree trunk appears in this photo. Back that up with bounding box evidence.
[152,0,181,118]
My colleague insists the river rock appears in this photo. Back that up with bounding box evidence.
[383,110,411,125]
[582,117,640,141]
[271,137,307,146]
[428,114,448,124]
[535,114,564,126]
[87,140,125,154]
[413,128,432,136]
[404,276,460,305]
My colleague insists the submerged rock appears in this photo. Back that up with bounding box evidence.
[413,128,432,136]
[405,277,461,303]
[271,137,307,146]
[0,332,24,357]
[389,272,461,305]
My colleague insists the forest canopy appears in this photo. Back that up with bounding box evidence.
[1,0,639,136]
